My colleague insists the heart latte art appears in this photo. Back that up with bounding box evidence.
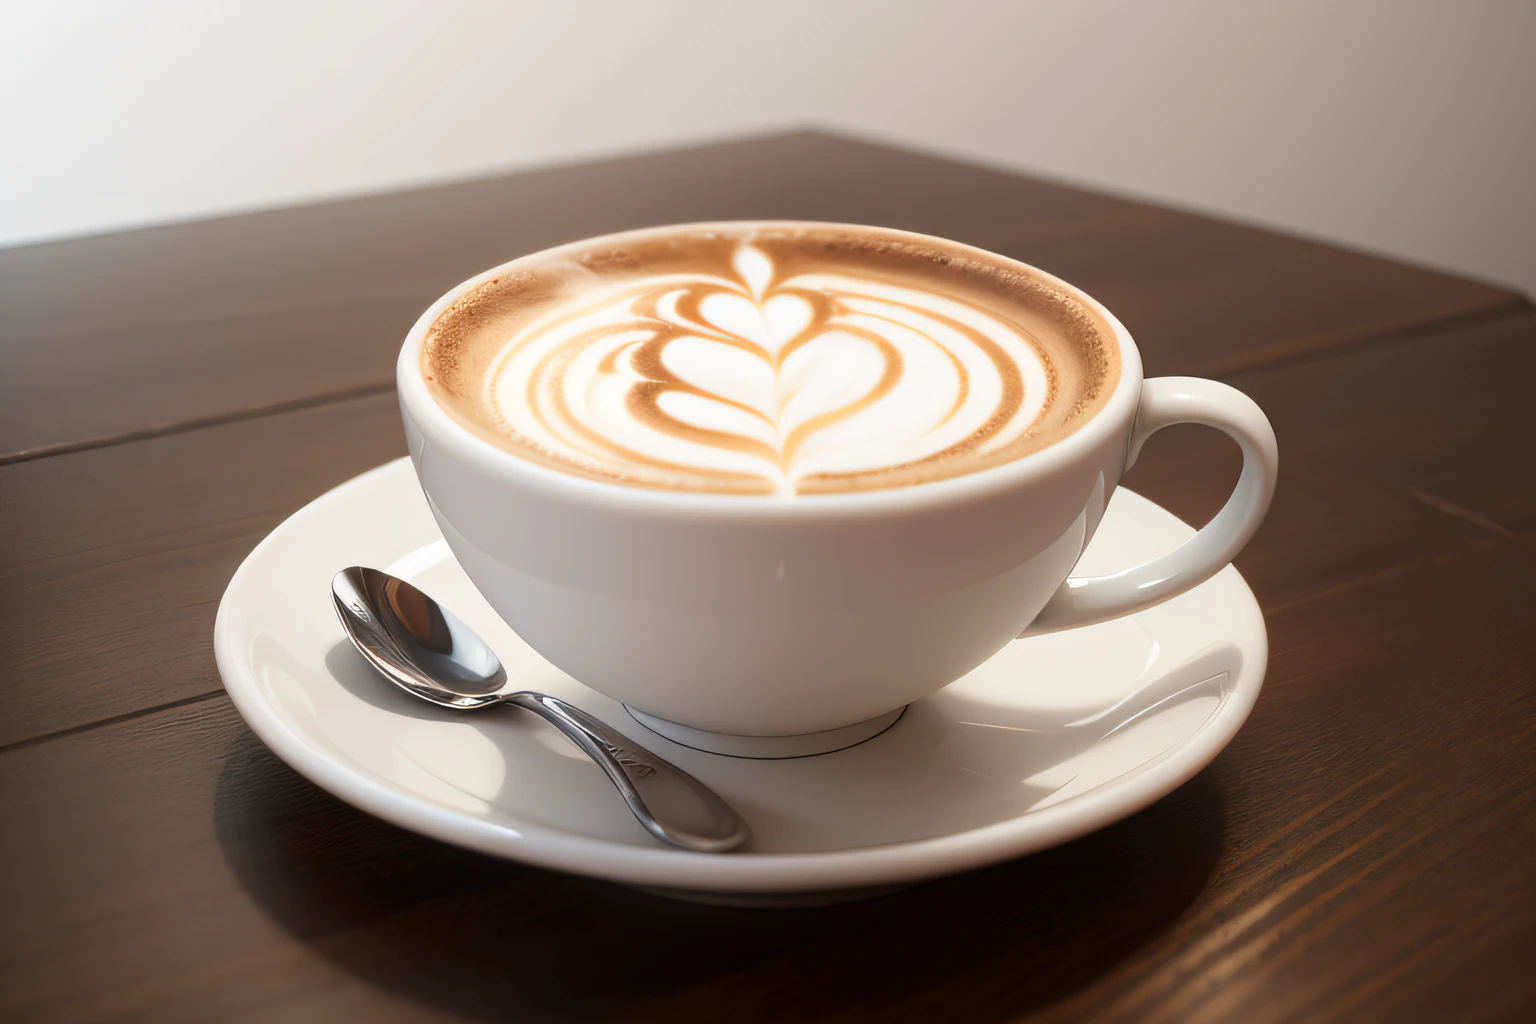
[421,224,1119,495]
[491,245,1049,494]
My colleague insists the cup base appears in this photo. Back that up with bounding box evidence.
[622,705,907,759]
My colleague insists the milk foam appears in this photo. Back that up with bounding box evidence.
[421,223,1119,495]
[484,243,1053,495]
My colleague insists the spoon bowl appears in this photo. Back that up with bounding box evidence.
[332,566,507,704]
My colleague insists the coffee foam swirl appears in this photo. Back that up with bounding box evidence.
[422,224,1118,496]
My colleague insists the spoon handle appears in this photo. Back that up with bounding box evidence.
[501,692,751,853]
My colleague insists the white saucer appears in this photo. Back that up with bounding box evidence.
[216,458,1265,902]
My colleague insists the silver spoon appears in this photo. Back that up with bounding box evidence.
[331,566,750,853]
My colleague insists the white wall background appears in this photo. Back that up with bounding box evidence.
[4,0,1533,294]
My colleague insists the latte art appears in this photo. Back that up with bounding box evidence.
[422,223,1119,495]
[488,244,1054,495]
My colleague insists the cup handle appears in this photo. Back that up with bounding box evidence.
[1019,376,1278,638]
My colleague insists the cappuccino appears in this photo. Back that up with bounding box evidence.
[422,223,1119,495]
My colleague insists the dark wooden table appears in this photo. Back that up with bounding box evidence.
[3,131,1532,1023]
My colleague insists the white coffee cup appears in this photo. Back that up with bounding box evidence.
[397,223,1278,749]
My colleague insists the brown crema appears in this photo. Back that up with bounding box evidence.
[421,222,1121,495]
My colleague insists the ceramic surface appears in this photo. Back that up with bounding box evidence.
[397,222,1278,737]
[216,458,1265,896]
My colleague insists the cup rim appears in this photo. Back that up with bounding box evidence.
[397,220,1145,520]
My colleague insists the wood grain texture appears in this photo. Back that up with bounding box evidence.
[0,393,405,748]
[2,133,1533,1022]
[1,131,1523,460]
[1,541,1528,1023]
